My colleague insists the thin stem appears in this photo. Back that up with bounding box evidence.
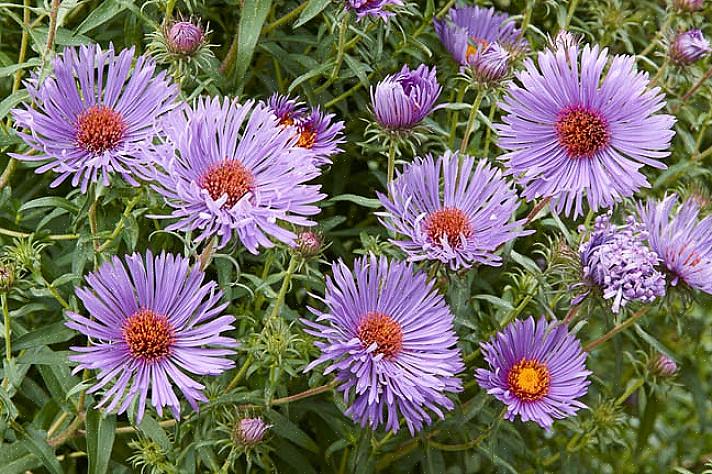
[330,15,349,81]
[436,0,456,18]
[263,1,308,34]
[520,0,534,35]
[584,307,649,352]
[564,0,580,29]
[449,82,468,149]
[386,140,397,188]
[649,58,669,88]
[460,89,485,154]
[482,98,497,156]
[524,196,551,225]
[270,381,336,406]
[96,193,142,253]
[88,196,101,253]
[679,66,712,105]
[615,377,645,405]
[0,227,79,240]
[44,0,61,57]
[226,354,253,391]
[324,81,364,108]
[267,255,298,323]
[2,293,10,372]
[253,251,275,312]
[563,304,580,325]
[639,14,672,58]
[48,412,85,448]
[500,293,534,328]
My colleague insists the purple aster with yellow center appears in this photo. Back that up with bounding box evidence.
[303,255,464,434]
[148,97,325,253]
[66,251,237,423]
[345,0,403,20]
[475,316,591,430]
[496,42,676,218]
[638,194,712,295]
[377,151,531,270]
[370,64,442,131]
[11,44,177,192]
[669,29,712,66]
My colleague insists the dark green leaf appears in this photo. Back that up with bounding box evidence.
[86,410,116,474]
[233,0,273,84]
[23,427,63,474]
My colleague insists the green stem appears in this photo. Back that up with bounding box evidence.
[263,1,308,34]
[226,354,253,391]
[460,89,485,154]
[0,227,78,241]
[2,293,10,363]
[649,58,669,88]
[44,0,60,57]
[436,0,456,18]
[640,15,672,57]
[520,0,534,35]
[449,83,468,149]
[271,381,336,406]
[267,255,298,323]
[679,66,712,105]
[482,98,497,157]
[500,294,534,328]
[564,0,580,29]
[615,378,645,405]
[253,251,275,312]
[386,140,397,188]
[330,15,349,81]
[584,307,649,352]
[96,193,142,253]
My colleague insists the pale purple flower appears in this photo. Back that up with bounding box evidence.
[66,251,236,423]
[345,0,404,20]
[377,151,531,271]
[670,29,711,66]
[638,194,712,294]
[469,42,512,84]
[11,44,177,192]
[673,0,704,11]
[303,255,464,435]
[235,417,271,446]
[476,316,591,430]
[371,64,442,131]
[148,97,325,253]
[577,213,666,313]
[496,43,676,218]
[167,21,205,55]
[294,106,345,166]
[267,93,306,127]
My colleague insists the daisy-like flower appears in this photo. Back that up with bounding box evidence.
[434,5,527,67]
[303,255,464,434]
[371,64,442,131]
[66,251,237,423]
[496,42,676,218]
[267,93,306,127]
[377,151,530,270]
[11,44,177,192]
[475,316,591,430]
[149,97,325,252]
[638,194,712,294]
[669,29,712,66]
[345,0,404,21]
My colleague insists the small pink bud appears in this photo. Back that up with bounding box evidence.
[167,21,204,55]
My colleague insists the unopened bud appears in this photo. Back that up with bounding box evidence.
[651,354,678,377]
[167,21,204,55]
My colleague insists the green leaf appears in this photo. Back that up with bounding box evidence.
[327,194,382,209]
[0,58,42,78]
[23,427,63,474]
[17,349,70,366]
[294,0,332,28]
[13,322,75,351]
[86,410,116,474]
[473,294,514,311]
[75,0,126,35]
[19,196,80,214]
[233,0,273,84]
[266,410,319,453]
[138,415,172,451]
[0,441,42,474]
[0,90,29,122]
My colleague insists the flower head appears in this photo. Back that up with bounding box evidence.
[345,0,404,21]
[11,44,177,192]
[166,20,205,55]
[267,93,307,127]
[496,43,675,218]
[434,6,527,67]
[148,97,325,252]
[370,64,442,131]
[476,316,591,430]
[469,42,512,84]
[377,151,530,270]
[293,230,323,257]
[66,251,237,423]
[578,213,666,313]
[234,417,271,446]
[651,353,678,377]
[303,255,464,434]
[638,194,712,294]
[294,106,345,166]
[670,29,711,66]
[673,0,704,11]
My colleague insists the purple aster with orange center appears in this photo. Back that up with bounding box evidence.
[377,151,531,270]
[267,93,307,127]
[303,255,464,434]
[475,316,591,430]
[66,251,237,423]
[148,97,325,253]
[11,44,177,192]
[638,194,712,295]
[496,42,676,218]
[345,0,404,20]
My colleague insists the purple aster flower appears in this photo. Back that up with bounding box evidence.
[303,255,464,434]
[10,44,177,192]
[475,316,591,430]
[267,93,307,127]
[638,194,712,294]
[293,106,345,166]
[148,97,325,253]
[166,20,205,55]
[670,29,711,66]
[673,0,704,11]
[66,251,237,423]
[377,151,531,271]
[434,6,527,67]
[496,43,676,218]
[469,42,512,84]
[234,417,271,446]
[345,0,404,21]
[651,353,678,377]
[577,213,666,313]
[370,64,442,131]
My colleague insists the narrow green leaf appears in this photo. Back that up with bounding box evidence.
[234,0,273,84]
[76,0,126,35]
[266,410,319,453]
[294,0,332,28]
[13,322,75,351]
[0,58,42,78]
[327,194,382,209]
[17,349,70,366]
[0,90,29,122]
[86,410,116,474]
[138,415,172,451]
[19,196,80,214]
[0,441,42,474]
[23,427,63,474]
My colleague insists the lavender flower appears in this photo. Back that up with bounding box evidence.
[303,255,464,434]
[345,0,403,21]
[469,43,511,84]
[377,151,531,271]
[434,6,527,67]
[476,316,591,430]
[370,64,442,131]
[638,195,712,294]
[234,417,271,446]
[166,20,205,55]
[294,106,345,166]
[577,213,666,313]
[651,354,678,377]
[267,93,306,127]
[496,42,676,218]
[148,97,325,252]
[66,251,237,423]
[670,29,712,66]
[673,0,704,11]
[11,44,177,192]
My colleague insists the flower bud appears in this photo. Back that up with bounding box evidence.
[670,29,712,66]
[672,0,704,11]
[470,43,511,85]
[233,417,271,447]
[294,230,323,258]
[651,354,678,377]
[167,21,204,55]
[0,265,15,291]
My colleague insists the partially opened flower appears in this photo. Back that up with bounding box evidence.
[496,42,676,217]
[234,417,272,446]
[304,255,464,434]
[476,316,591,430]
[149,97,325,252]
[638,194,712,294]
[377,151,530,270]
[669,29,711,66]
[345,0,404,21]
[371,64,442,131]
[11,44,177,192]
[294,106,345,166]
[66,251,237,423]
[469,42,512,84]
[267,93,307,127]
[651,354,678,377]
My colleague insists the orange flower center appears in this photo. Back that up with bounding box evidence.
[507,358,551,401]
[465,37,490,61]
[122,309,175,361]
[555,106,610,158]
[75,105,126,154]
[357,312,403,359]
[297,125,317,149]
[425,208,472,248]
[198,159,255,208]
